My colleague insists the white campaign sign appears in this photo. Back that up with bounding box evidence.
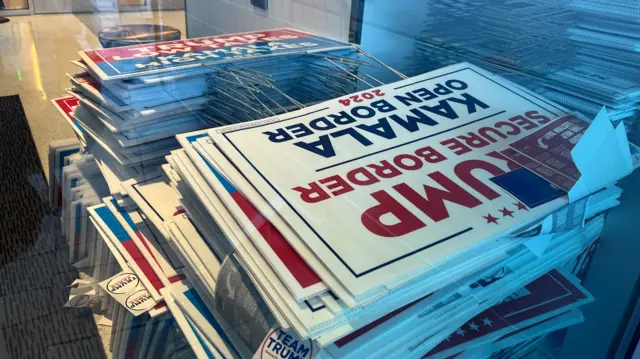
[209,62,571,299]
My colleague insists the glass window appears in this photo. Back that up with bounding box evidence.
[0,0,29,10]
[0,2,639,359]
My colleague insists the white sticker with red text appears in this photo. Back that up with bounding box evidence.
[99,271,157,316]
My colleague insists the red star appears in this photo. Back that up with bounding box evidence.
[499,207,514,217]
[483,213,499,225]
[514,202,529,211]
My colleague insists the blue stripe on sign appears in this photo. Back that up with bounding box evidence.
[58,148,80,181]
[72,120,84,134]
[94,206,129,242]
[184,289,215,324]
[184,289,240,358]
[196,152,237,194]
[490,168,566,208]
[111,199,138,231]
[187,133,208,143]
[74,203,82,236]
[186,317,218,358]
[186,133,238,194]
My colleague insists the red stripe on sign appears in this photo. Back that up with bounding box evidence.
[230,191,321,288]
[135,231,167,275]
[122,240,164,292]
[135,231,181,284]
[84,51,107,65]
[84,29,312,64]
[54,97,78,120]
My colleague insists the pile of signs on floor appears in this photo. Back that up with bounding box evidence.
[48,138,107,265]
[410,0,640,134]
[50,28,410,359]
[564,0,640,131]
[49,139,193,358]
[59,27,403,198]
[161,62,640,359]
[53,27,405,204]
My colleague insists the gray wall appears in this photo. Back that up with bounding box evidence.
[185,0,351,41]
[33,0,97,13]
[33,0,184,14]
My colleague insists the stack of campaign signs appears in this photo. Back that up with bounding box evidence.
[49,141,196,359]
[159,62,640,358]
[409,0,640,133]
[411,0,575,75]
[49,133,272,359]
[63,28,406,195]
[50,28,412,358]
[48,139,108,264]
[50,27,640,358]
[563,0,640,133]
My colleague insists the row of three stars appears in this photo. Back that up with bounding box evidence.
[482,202,528,225]
[445,318,494,341]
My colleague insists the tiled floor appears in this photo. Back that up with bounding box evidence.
[0,10,186,179]
[0,94,106,359]
[0,11,185,358]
